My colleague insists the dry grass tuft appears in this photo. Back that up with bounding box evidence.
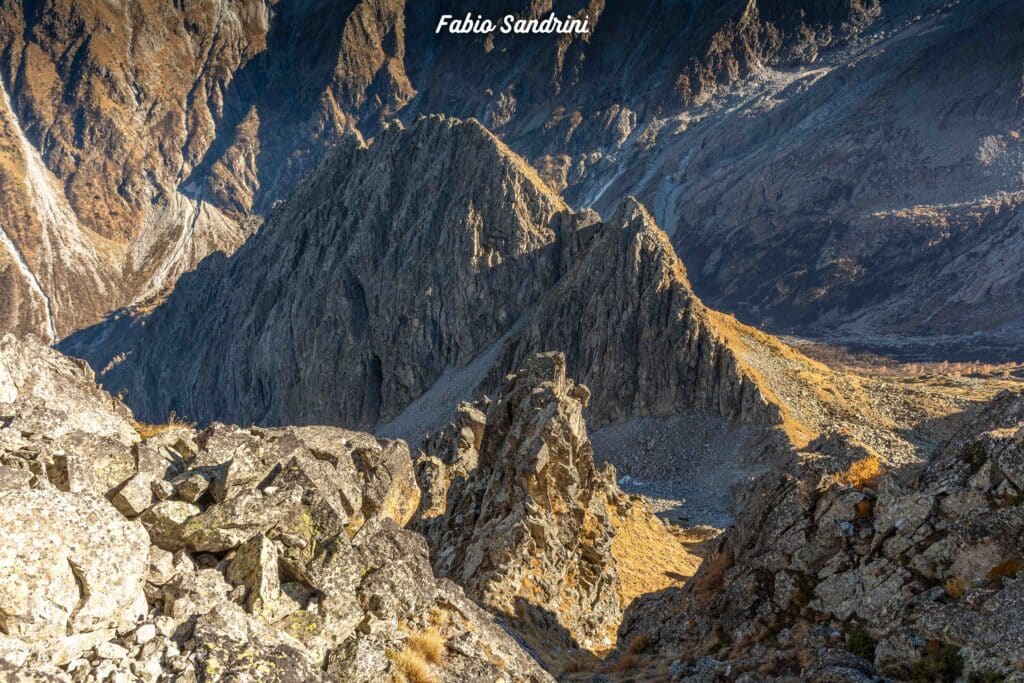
[693,549,733,599]
[833,455,884,489]
[944,577,965,600]
[624,633,652,656]
[986,558,1024,582]
[389,647,436,683]
[407,629,445,665]
[131,411,192,439]
[603,653,639,673]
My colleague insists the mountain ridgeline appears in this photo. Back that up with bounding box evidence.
[80,115,791,435]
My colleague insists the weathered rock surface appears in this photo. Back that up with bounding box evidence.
[416,352,701,667]
[619,389,1024,681]
[487,197,781,430]
[0,333,136,444]
[86,115,572,429]
[0,489,148,643]
[417,353,623,649]
[0,336,553,681]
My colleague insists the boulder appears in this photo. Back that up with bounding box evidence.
[0,489,148,641]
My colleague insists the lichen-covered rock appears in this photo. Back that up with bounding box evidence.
[0,334,138,445]
[193,602,321,682]
[0,489,148,641]
[0,336,555,682]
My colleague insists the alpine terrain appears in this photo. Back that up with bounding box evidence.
[1,0,1023,681]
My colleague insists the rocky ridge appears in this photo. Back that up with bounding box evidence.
[0,334,556,682]
[72,114,889,459]
[616,390,1024,681]
[415,352,701,668]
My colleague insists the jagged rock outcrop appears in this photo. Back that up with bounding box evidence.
[417,353,623,649]
[488,197,781,430]
[416,352,701,663]
[0,336,552,681]
[619,390,1024,681]
[0,333,137,445]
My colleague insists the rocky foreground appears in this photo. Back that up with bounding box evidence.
[2,333,1023,682]
[0,334,697,681]
[616,405,1024,680]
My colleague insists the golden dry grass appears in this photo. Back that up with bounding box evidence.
[131,411,192,439]
[832,455,884,489]
[986,558,1024,581]
[692,549,734,601]
[406,630,445,665]
[944,577,965,600]
[389,648,436,683]
[609,501,702,605]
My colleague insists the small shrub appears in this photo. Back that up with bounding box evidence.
[847,627,876,662]
[910,644,964,682]
[968,671,1006,683]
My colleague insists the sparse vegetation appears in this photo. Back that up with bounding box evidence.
[847,626,876,661]
[388,646,437,683]
[944,577,965,600]
[406,629,445,664]
[986,558,1024,582]
[833,455,884,489]
[789,341,1024,382]
[693,549,734,599]
[602,652,639,673]
[131,411,192,439]
[909,644,964,682]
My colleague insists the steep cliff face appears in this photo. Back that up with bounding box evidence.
[584,0,1024,350]
[94,115,571,428]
